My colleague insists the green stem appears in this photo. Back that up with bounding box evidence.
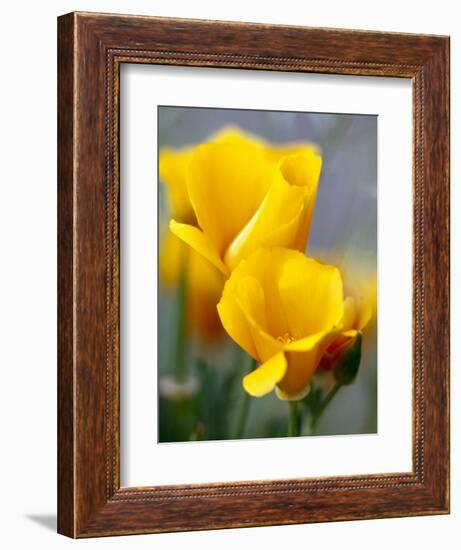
[288,401,300,437]
[311,381,343,432]
[173,260,187,382]
[233,355,256,439]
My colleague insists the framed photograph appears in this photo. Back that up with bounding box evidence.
[58,12,450,537]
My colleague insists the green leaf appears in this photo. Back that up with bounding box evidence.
[334,332,363,386]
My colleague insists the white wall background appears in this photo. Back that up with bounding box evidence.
[0,0,457,548]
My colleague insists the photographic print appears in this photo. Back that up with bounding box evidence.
[158,106,377,443]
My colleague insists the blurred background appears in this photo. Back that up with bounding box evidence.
[158,106,377,443]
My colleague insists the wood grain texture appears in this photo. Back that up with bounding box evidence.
[57,11,450,538]
[57,12,75,537]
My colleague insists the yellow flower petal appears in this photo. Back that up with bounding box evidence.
[277,255,344,338]
[219,248,289,343]
[339,260,377,333]
[187,143,273,256]
[217,272,282,362]
[218,248,347,399]
[280,150,322,190]
[236,300,284,363]
[280,152,322,252]
[224,166,306,270]
[159,148,194,223]
[217,292,258,360]
[210,125,265,149]
[277,330,340,398]
[169,220,228,276]
[243,352,287,397]
[159,230,184,286]
[266,143,321,163]
[233,276,267,331]
[283,330,338,352]
[356,275,377,331]
[211,126,322,170]
[341,296,357,332]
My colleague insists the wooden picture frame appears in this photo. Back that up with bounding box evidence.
[57,12,450,538]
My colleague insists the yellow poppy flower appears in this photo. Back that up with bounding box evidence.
[159,125,282,223]
[168,127,322,275]
[217,248,357,401]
